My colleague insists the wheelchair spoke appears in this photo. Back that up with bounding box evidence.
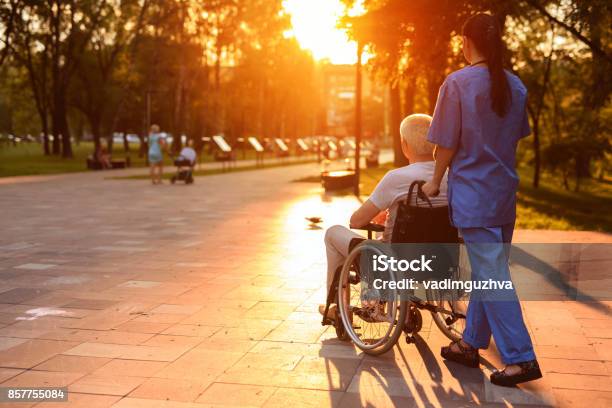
[336,242,407,354]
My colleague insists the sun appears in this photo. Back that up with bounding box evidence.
[283,0,363,65]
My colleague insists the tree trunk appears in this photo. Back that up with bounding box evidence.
[123,133,130,152]
[139,133,147,160]
[43,134,50,155]
[574,171,580,193]
[51,118,61,155]
[527,106,540,188]
[107,133,114,154]
[91,120,101,154]
[390,83,407,167]
[576,153,590,179]
[213,42,222,135]
[531,25,554,189]
[402,75,416,117]
[257,80,265,136]
[427,73,443,115]
[173,66,186,153]
[41,117,50,156]
[51,90,72,157]
[60,119,72,158]
[354,42,363,196]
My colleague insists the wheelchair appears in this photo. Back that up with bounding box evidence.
[321,180,469,355]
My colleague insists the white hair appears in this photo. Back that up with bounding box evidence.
[399,114,434,156]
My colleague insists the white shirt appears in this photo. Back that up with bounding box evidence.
[179,147,197,164]
[368,161,448,242]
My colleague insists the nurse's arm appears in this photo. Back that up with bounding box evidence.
[423,145,456,197]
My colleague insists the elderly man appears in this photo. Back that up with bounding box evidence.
[319,114,449,319]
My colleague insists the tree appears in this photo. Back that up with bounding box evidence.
[6,0,110,157]
[0,0,18,67]
[512,15,557,187]
[342,0,466,166]
[71,0,149,154]
[341,0,610,188]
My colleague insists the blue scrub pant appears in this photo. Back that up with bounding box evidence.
[459,223,536,365]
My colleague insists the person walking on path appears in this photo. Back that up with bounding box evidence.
[148,124,166,185]
[422,13,542,387]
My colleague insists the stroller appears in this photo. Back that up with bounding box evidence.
[171,147,196,184]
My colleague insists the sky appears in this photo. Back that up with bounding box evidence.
[283,0,362,65]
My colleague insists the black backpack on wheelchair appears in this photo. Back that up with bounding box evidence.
[321,180,459,337]
[392,180,458,244]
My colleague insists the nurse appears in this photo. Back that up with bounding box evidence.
[422,13,542,387]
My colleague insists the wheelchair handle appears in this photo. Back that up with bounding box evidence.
[408,180,432,208]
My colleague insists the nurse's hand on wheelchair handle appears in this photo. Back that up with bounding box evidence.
[422,181,440,197]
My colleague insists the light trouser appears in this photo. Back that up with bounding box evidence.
[459,223,536,365]
[324,225,364,295]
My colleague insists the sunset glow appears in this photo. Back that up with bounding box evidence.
[283,0,363,65]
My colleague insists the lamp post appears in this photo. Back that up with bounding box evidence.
[354,40,364,197]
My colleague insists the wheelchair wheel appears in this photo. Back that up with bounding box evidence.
[427,244,470,341]
[428,296,467,342]
[337,242,407,355]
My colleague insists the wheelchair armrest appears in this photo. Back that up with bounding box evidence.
[352,223,385,239]
[354,223,385,233]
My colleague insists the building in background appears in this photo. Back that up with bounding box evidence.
[319,64,386,143]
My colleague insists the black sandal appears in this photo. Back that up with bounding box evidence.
[490,360,542,387]
[441,340,480,368]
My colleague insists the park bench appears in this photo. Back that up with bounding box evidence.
[86,155,131,170]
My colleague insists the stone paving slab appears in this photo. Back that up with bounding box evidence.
[0,162,611,407]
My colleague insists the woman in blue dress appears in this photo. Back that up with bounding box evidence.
[148,124,166,184]
[422,13,542,387]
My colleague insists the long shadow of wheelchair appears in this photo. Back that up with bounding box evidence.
[319,332,486,407]
[510,244,610,314]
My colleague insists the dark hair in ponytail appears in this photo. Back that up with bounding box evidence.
[462,13,511,117]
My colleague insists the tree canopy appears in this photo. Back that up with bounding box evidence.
[341,0,611,187]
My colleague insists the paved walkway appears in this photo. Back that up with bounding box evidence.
[0,163,610,407]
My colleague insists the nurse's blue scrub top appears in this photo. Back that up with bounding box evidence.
[427,66,531,228]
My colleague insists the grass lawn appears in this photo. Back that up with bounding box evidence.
[0,142,273,178]
[515,167,612,232]
[296,162,612,232]
[0,142,146,177]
